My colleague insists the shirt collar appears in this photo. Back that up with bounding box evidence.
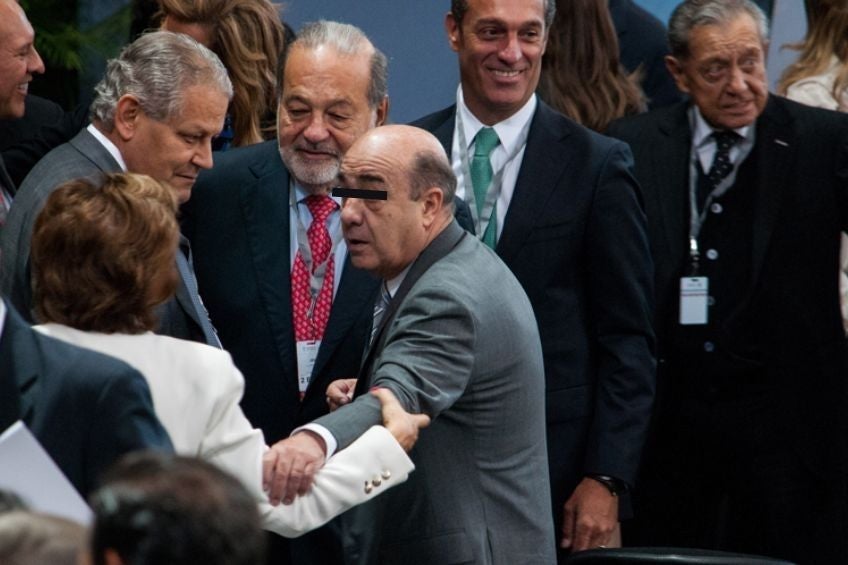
[0,300,6,340]
[292,180,342,209]
[385,263,412,298]
[456,85,536,156]
[87,124,128,172]
[690,105,751,149]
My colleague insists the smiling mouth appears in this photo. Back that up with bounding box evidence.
[490,69,523,78]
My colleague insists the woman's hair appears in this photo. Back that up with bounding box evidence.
[777,0,848,100]
[31,173,179,334]
[158,0,286,146]
[537,0,645,132]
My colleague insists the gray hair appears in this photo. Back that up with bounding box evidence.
[451,0,556,29]
[0,511,86,565]
[277,20,388,108]
[408,150,456,206]
[90,31,233,130]
[668,0,770,58]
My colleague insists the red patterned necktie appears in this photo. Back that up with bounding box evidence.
[292,195,336,342]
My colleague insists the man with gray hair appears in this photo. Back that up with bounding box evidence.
[181,20,388,565]
[0,30,231,346]
[607,0,848,561]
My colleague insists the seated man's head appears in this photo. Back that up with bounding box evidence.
[0,510,86,565]
[337,125,456,279]
[0,0,44,119]
[276,21,388,195]
[88,451,265,565]
[31,173,179,334]
[90,31,232,203]
[665,0,770,130]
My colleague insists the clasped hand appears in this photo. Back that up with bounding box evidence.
[262,385,429,505]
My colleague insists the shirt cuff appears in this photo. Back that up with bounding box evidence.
[293,423,338,461]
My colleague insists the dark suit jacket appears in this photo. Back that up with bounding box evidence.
[182,141,379,444]
[0,95,88,187]
[0,301,172,496]
[607,96,848,474]
[608,0,682,110]
[0,128,212,345]
[413,101,656,514]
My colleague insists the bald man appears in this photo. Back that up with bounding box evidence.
[268,125,556,564]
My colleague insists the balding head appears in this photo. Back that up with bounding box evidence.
[338,125,457,279]
[0,0,44,118]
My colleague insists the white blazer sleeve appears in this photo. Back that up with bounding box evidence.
[198,353,414,538]
[260,425,414,538]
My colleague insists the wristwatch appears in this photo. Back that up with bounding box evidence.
[587,474,628,497]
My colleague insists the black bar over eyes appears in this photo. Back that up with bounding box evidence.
[332,187,388,200]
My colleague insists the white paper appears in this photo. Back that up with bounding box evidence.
[0,421,92,525]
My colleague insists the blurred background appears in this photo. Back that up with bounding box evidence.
[24,0,803,123]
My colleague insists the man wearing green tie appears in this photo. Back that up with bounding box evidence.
[412,0,656,559]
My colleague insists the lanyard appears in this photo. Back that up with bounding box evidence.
[456,111,525,239]
[290,183,343,319]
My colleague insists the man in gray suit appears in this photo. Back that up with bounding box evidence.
[0,31,229,346]
[267,125,555,564]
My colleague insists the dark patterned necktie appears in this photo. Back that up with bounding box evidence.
[698,130,740,209]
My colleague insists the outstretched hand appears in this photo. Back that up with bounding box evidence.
[372,387,430,452]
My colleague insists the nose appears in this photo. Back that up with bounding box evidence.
[302,113,331,144]
[498,32,522,64]
[340,197,362,228]
[193,139,214,170]
[28,47,44,75]
[726,65,747,94]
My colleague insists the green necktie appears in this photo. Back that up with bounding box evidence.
[470,127,500,248]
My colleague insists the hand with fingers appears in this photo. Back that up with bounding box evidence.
[262,431,326,506]
[371,386,430,452]
[326,378,357,411]
[560,477,620,552]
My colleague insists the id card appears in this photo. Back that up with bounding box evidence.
[679,277,709,325]
[296,340,321,395]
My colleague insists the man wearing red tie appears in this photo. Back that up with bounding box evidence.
[181,21,388,565]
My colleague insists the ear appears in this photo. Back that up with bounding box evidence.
[445,12,461,52]
[664,55,691,95]
[420,186,445,228]
[103,548,127,565]
[375,96,389,127]
[113,94,142,142]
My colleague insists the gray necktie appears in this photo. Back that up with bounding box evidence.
[369,281,391,347]
[178,237,221,348]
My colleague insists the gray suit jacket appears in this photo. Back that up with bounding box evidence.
[0,128,216,345]
[314,221,556,565]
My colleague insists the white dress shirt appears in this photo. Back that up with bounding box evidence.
[451,86,536,239]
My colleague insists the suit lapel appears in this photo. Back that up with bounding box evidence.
[1,304,38,427]
[239,152,298,381]
[496,102,575,265]
[355,222,466,392]
[311,257,377,380]
[654,106,693,275]
[750,98,793,288]
[430,108,456,155]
